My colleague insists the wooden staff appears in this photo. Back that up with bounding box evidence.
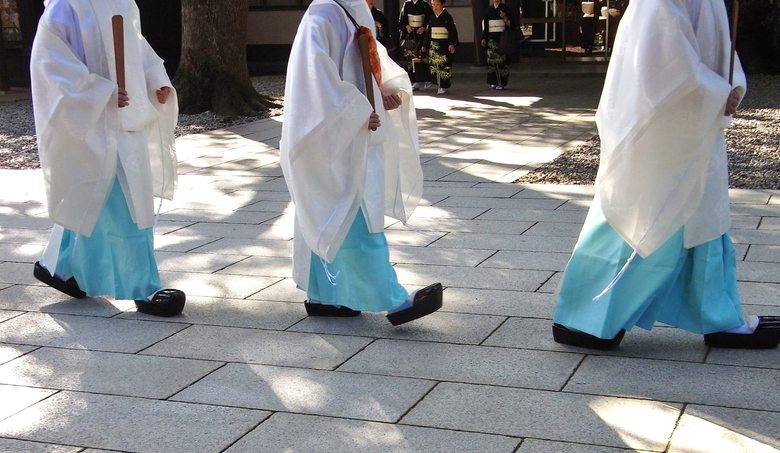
[356,32,375,111]
[728,0,739,85]
[111,15,125,90]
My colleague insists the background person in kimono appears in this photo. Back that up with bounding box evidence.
[367,0,392,53]
[280,0,443,325]
[421,0,458,95]
[399,0,433,90]
[481,0,514,90]
[30,0,185,317]
[552,0,779,350]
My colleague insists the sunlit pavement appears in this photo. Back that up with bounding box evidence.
[0,63,778,452]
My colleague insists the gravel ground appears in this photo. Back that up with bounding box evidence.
[2,74,778,190]
[516,74,780,189]
[0,75,285,170]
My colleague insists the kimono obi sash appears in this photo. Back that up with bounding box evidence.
[488,19,506,32]
[431,26,449,39]
[408,14,425,27]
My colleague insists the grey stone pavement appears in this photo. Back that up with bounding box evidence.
[0,63,779,452]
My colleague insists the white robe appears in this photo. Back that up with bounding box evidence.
[594,0,746,258]
[32,0,178,237]
[280,0,423,289]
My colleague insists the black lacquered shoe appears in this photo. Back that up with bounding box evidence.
[552,323,625,350]
[304,301,361,317]
[386,283,443,326]
[704,316,780,349]
[135,289,186,317]
[33,261,86,299]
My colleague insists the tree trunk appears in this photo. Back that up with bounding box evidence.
[175,0,279,115]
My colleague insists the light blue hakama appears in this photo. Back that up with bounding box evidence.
[307,210,409,312]
[554,203,744,339]
[53,178,161,300]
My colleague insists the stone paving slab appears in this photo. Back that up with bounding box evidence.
[737,281,780,307]
[0,262,41,286]
[152,233,221,253]
[522,221,585,237]
[0,242,45,264]
[171,222,292,241]
[0,391,268,452]
[441,287,555,318]
[736,261,780,283]
[402,382,679,450]
[155,250,248,274]
[731,215,762,229]
[391,217,536,235]
[745,244,780,262]
[0,347,221,399]
[517,439,645,452]
[0,312,187,353]
[394,263,552,292]
[389,245,495,267]
[188,237,292,256]
[172,362,434,422]
[0,383,55,421]
[478,250,571,272]
[158,270,281,299]
[0,439,81,453]
[422,185,522,198]
[121,296,304,330]
[706,344,780,369]
[669,405,780,452]
[0,284,135,317]
[0,309,23,323]
[429,232,577,253]
[160,208,280,224]
[289,311,505,345]
[484,318,710,362]
[0,343,34,365]
[217,255,291,277]
[339,339,581,390]
[245,277,302,302]
[0,227,49,245]
[759,216,780,230]
[404,205,488,220]
[142,324,372,370]
[224,412,520,452]
[564,355,780,411]
[731,228,780,246]
[435,196,566,210]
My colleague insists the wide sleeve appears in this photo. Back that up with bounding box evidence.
[30,3,119,236]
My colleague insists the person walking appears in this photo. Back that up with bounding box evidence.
[422,0,458,95]
[30,0,185,317]
[399,0,433,90]
[281,0,443,325]
[552,0,779,350]
[481,0,514,90]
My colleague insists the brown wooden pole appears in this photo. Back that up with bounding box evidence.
[356,33,375,111]
[728,0,739,85]
[111,15,125,90]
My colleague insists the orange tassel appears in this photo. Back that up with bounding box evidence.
[356,26,382,87]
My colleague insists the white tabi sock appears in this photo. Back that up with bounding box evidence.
[722,315,760,334]
[387,289,418,314]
